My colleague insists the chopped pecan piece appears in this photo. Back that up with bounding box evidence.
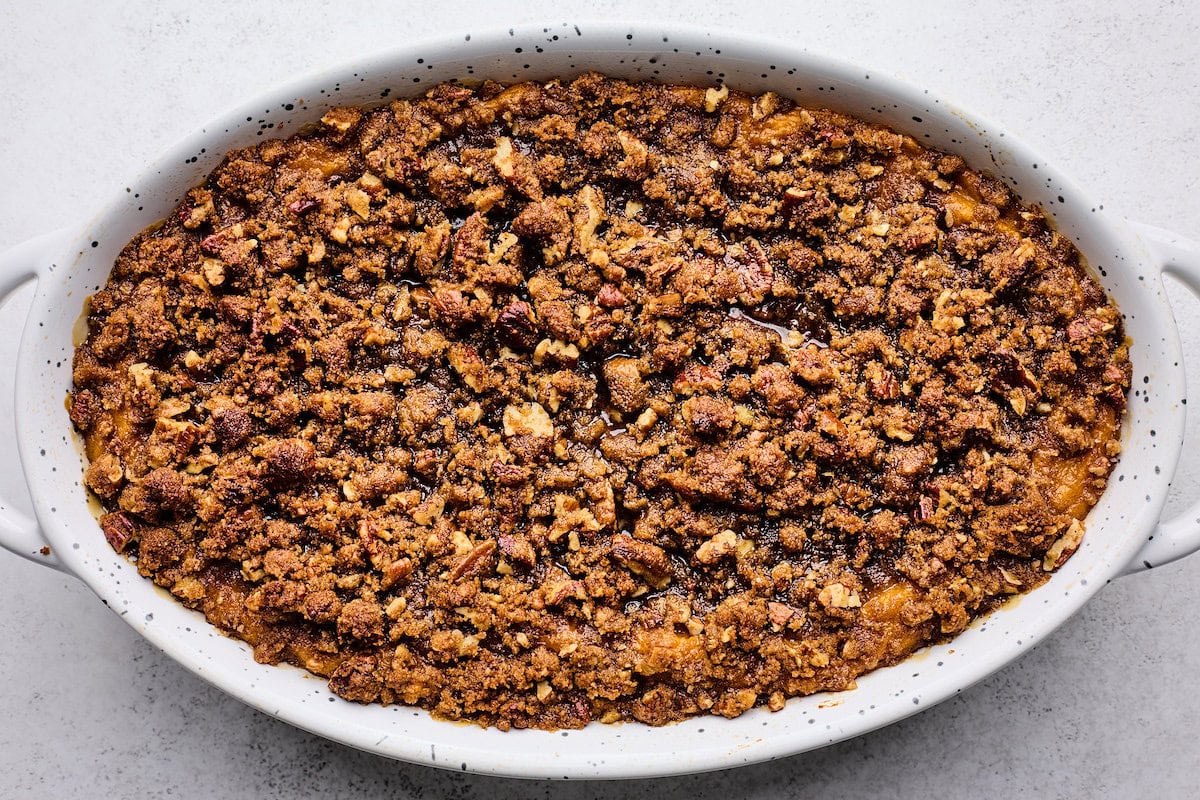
[495,300,539,349]
[1066,315,1110,342]
[596,283,627,308]
[498,534,537,568]
[818,582,861,609]
[380,558,414,590]
[816,409,848,438]
[915,496,936,521]
[287,197,320,215]
[767,601,796,628]
[725,239,773,304]
[781,187,814,209]
[84,452,124,498]
[68,389,100,430]
[990,348,1040,391]
[502,402,554,438]
[99,512,136,553]
[199,233,224,256]
[449,540,498,581]
[609,534,673,589]
[545,579,585,606]
[870,370,900,400]
[431,287,472,326]
[178,188,215,229]
[320,107,363,139]
[694,530,738,565]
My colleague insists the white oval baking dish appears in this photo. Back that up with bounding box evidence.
[2,21,1199,781]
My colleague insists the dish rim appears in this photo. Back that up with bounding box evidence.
[3,20,1189,779]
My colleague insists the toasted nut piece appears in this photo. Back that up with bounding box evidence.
[357,172,385,195]
[870,369,899,400]
[84,452,124,498]
[1043,519,1085,571]
[767,602,796,628]
[544,579,585,606]
[609,534,673,589]
[782,186,814,208]
[99,512,136,553]
[321,106,362,137]
[694,530,739,565]
[915,496,936,521]
[494,136,516,178]
[287,197,320,215]
[330,216,352,244]
[503,402,554,438]
[596,283,626,308]
[751,91,780,120]
[431,287,471,326]
[498,534,537,568]
[308,238,326,263]
[449,540,497,581]
[412,494,444,526]
[495,301,539,350]
[345,187,371,220]
[704,84,729,113]
[201,258,225,286]
[817,410,848,438]
[532,338,580,367]
[818,582,862,609]
[380,558,413,590]
[1067,315,1109,342]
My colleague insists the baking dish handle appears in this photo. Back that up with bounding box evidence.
[1122,221,1200,575]
[0,230,68,571]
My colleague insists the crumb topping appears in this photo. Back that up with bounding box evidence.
[71,73,1130,729]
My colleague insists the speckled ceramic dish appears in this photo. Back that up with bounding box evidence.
[2,22,1199,780]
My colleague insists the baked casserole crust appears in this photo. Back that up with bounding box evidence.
[70,74,1130,728]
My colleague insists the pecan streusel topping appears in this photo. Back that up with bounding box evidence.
[71,74,1130,729]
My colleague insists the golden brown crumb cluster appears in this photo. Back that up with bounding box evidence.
[70,74,1129,729]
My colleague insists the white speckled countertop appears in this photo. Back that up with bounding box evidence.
[2,1,1199,796]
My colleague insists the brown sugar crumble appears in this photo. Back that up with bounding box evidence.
[70,74,1131,729]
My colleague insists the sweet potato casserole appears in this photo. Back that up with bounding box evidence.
[69,74,1130,729]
